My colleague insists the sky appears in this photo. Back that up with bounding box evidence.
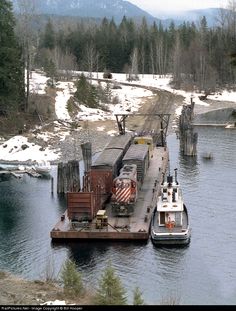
[128,0,229,15]
[0,70,235,164]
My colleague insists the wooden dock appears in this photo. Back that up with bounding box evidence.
[50,146,169,240]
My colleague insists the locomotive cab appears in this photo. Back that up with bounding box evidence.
[111,164,138,216]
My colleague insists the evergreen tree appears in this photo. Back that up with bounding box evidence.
[133,287,145,305]
[41,19,56,50]
[93,261,127,305]
[44,59,57,87]
[60,259,84,298]
[0,0,24,114]
[74,74,98,108]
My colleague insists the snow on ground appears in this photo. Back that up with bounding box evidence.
[0,136,59,162]
[1,70,236,162]
[29,71,49,95]
[55,82,75,120]
[78,104,113,121]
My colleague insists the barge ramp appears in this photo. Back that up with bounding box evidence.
[50,146,169,240]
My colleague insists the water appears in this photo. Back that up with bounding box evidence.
[0,127,236,305]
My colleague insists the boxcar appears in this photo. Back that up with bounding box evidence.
[104,132,133,156]
[122,144,149,186]
[91,148,124,179]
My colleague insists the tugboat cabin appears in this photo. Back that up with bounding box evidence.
[158,175,184,229]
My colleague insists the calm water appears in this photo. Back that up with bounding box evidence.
[0,127,236,305]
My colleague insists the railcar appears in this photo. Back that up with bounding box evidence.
[111,142,150,216]
[67,133,133,222]
[111,164,138,216]
[122,144,149,185]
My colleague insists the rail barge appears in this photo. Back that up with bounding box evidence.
[51,138,169,240]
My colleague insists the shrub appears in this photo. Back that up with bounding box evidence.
[133,287,144,305]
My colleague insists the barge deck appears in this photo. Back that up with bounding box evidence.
[50,146,169,240]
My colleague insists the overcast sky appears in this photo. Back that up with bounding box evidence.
[128,0,229,15]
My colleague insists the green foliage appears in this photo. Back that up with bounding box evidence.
[14,10,236,90]
[40,19,56,50]
[44,59,57,87]
[74,76,113,109]
[60,259,84,298]
[66,97,74,114]
[93,261,127,305]
[66,97,79,119]
[0,0,25,114]
[96,82,112,105]
[133,287,144,305]
[74,74,99,108]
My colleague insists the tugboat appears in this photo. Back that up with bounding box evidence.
[151,169,191,245]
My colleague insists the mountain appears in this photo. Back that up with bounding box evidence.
[156,8,228,28]
[11,0,227,28]
[11,0,158,24]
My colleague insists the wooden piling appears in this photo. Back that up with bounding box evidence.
[51,177,54,194]
[81,142,92,173]
[57,160,80,194]
[179,97,198,156]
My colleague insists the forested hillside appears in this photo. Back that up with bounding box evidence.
[0,0,24,115]
[40,15,235,90]
[16,0,236,94]
[1,0,236,128]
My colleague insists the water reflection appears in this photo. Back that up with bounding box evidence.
[51,240,148,270]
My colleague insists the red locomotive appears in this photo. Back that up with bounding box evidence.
[111,164,138,216]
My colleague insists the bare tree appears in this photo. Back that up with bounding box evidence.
[226,0,236,38]
[129,47,139,80]
[172,33,182,88]
[54,47,78,80]
[15,0,39,111]
[150,42,156,78]
[82,42,99,78]
[140,44,145,78]
[155,37,167,76]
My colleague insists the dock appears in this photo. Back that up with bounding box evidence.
[50,146,169,240]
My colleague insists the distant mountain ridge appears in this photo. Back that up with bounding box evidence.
[161,8,226,27]
[11,0,226,27]
[12,0,157,23]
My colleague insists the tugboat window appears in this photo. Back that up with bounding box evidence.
[160,212,165,225]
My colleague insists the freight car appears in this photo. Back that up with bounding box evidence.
[111,142,150,216]
[104,132,133,155]
[67,133,133,222]
[91,132,133,178]
[111,164,138,216]
[122,144,149,185]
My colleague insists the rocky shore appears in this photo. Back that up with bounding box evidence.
[0,271,92,305]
